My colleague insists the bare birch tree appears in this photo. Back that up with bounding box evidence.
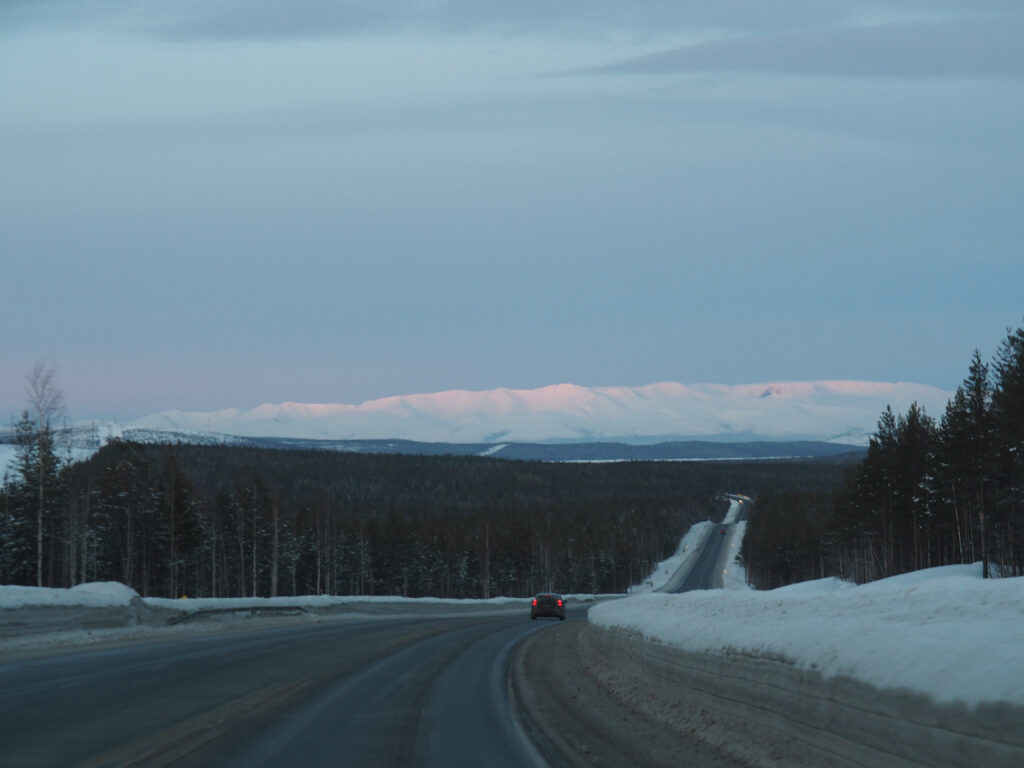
[26,361,65,586]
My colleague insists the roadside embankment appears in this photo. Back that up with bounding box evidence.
[582,565,1024,768]
[579,623,1024,768]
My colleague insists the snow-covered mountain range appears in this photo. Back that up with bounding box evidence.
[119,380,950,446]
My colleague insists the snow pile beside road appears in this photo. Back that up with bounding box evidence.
[590,563,1024,707]
[0,585,564,616]
[0,582,145,646]
[0,583,608,651]
[0,581,140,608]
[141,593,530,612]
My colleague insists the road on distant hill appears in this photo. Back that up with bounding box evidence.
[652,493,748,593]
[513,497,752,767]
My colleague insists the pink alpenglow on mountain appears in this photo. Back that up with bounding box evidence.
[128,381,951,445]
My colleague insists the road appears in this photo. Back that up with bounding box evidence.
[514,495,754,767]
[0,499,748,767]
[0,610,553,768]
[658,494,749,593]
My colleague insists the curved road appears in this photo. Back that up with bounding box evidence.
[0,498,749,767]
[0,611,553,767]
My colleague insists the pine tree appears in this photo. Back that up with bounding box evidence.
[21,363,67,586]
[1,437,34,584]
[990,324,1024,574]
[886,402,936,571]
[9,408,65,586]
[857,406,898,576]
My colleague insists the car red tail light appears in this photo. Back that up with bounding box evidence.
[557,599,563,607]
[532,598,537,606]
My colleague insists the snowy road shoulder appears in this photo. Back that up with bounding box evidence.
[0,583,607,655]
[590,562,1024,708]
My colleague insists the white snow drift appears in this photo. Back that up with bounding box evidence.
[590,562,1024,708]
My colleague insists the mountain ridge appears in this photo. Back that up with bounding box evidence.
[123,380,951,446]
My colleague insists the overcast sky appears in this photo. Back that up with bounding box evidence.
[3,1,1022,421]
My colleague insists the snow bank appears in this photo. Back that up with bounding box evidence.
[0,582,610,651]
[590,563,1024,707]
[0,582,145,645]
[141,593,533,613]
[0,581,139,608]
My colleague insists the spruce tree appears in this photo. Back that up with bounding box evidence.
[990,325,1024,574]
[10,409,65,586]
[937,350,994,574]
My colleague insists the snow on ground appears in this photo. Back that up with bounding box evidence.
[0,583,608,653]
[0,443,99,481]
[591,561,1024,707]
[722,497,744,524]
[0,581,140,608]
[0,587,605,612]
[140,593,530,612]
[0,585,538,612]
[0,444,17,479]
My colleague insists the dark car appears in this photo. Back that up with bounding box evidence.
[531,592,566,620]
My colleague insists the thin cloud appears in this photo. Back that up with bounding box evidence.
[599,21,1024,79]
[5,1,1019,42]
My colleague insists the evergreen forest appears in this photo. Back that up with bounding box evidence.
[5,323,1020,598]
[742,324,1024,588]
[1,433,846,598]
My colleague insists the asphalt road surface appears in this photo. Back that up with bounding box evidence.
[0,610,554,768]
[658,495,748,593]
[1,503,747,767]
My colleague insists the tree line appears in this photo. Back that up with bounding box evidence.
[742,324,1024,588]
[2,405,852,599]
